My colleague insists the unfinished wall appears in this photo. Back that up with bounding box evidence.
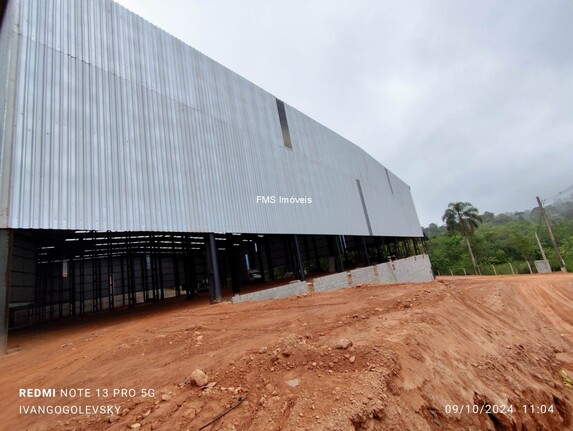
[350,267,377,286]
[534,260,551,274]
[313,272,349,292]
[232,254,434,303]
[390,254,433,283]
[376,262,398,283]
[231,280,308,303]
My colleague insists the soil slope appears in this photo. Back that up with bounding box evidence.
[1,274,572,431]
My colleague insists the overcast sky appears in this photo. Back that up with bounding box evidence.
[116,0,573,226]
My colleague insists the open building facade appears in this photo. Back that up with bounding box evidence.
[0,0,428,353]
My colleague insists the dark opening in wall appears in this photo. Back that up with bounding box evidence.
[276,98,292,149]
[0,0,8,32]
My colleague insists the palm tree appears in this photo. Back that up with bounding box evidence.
[442,202,482,274]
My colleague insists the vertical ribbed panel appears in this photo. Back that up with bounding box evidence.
[0,0,20,227]
[1,0,422,237]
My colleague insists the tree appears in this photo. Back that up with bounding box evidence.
[480,211,495,223]
[442,202,483,274]
[423,223,444,237]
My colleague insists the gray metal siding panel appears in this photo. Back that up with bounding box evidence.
[3,0,422,237]
[0,0,20,227]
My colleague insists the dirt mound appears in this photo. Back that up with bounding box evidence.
[1,274,572,430]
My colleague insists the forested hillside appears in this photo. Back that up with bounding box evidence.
[424,199,573,275]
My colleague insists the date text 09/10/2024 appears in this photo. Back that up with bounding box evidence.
[444,404,555,415]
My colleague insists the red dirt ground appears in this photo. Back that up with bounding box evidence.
[1,273,572,431]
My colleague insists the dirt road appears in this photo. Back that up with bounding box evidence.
[1,273,572,430]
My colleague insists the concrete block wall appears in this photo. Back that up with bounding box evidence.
[376,262,398,283]
[350,266,377,286]
[231,254,433,304]
[392,254,433,282]
[313,272,350,292]
[534,260,551,273]
[232,280,308,303]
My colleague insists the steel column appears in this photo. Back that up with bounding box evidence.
[0,230,13,355]
[312,236,321,272]
[108,232,114,310]
[158,254,165,300]
[361,236,371,266]
[206,233,222,303]
[79,242,85,315]
[335,236,345,272]
[227,236,240,294]
[265,236,275,280]
[293,235,305,281]
[120,256,126,306]
[58,262,64,318]
[256,240,266,282]
[173,236,180,296]
[69,260,76,316]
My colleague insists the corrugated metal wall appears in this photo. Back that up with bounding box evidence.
[0,0,422,237]
[0,0,19,226]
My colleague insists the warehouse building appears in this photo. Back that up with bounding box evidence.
[0,0,428,353]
